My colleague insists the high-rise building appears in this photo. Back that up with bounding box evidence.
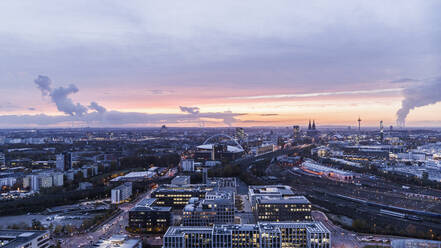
[111,182,132,204]
[56,153,72,171]
[163,222,331,248]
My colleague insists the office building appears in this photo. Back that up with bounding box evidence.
[163,222,331,248]
[111,182,132,204]
[248,185,295,209]
[128,198,171,233]
[151,185,208,209]
[255,196,312,222]
[182,191,235,226]
[0,229,50,248]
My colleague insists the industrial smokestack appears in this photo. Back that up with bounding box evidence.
[396,77,441,127]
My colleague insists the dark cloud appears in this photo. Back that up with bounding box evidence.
[28,107,36,111]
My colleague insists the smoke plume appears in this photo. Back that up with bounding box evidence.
[34,75,88,116]
[396,77,441,126]
[89,101,107,113]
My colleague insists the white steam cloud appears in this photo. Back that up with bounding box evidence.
[34,75,88,116]
[396,77,441,127]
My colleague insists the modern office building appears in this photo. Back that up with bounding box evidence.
[182,191,235,226]
[248,185,296,209]
[111,182,132,204]
[151,185,209,209]
[128,198,172,233]
[255,196,312,222]
[0,229,50,248]
[163,222,331,248]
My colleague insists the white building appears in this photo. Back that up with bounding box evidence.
[111,182,133,204]
[181,159,195,172]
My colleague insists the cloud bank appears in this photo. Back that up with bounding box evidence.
[0,76,244,127]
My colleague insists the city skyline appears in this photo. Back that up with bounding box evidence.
[1,1,440,127]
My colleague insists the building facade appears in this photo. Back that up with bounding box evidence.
[111,182,132,204]
[255,196,312,222]
[128,198,172,233]
[182,191,235,226]
[151,186,207,209]
[163,222,331,248]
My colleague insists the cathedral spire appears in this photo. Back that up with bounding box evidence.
[308,120,312,130]
[312,120,316,130]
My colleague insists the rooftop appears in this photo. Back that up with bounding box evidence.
[0,229,49,248]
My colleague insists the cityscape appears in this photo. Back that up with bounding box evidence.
[1,1,441,248]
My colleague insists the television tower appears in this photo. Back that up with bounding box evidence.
[357,117,362,132]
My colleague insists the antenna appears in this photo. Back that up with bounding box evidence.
[357,117,362,132]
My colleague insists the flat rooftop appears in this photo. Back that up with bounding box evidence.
[256,196,310,204]
[249,185,294,196]
[0,229,48,248]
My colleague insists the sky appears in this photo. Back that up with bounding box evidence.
[0,0,440,128]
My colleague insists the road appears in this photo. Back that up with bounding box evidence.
[61,190,152,248]
[312,211,362,248]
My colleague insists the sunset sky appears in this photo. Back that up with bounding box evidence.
[0,0,440,128]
